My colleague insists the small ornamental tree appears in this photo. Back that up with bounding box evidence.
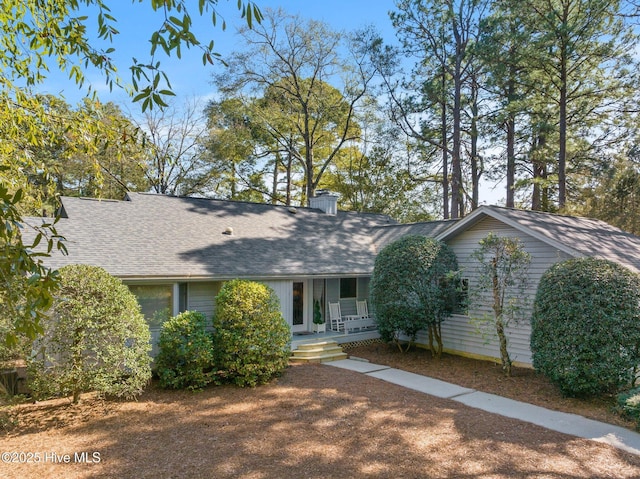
[28,265,151,403]
[212,280,290,387]
[370,235,458,355]
[313,300,323,325]
[155,311,214,390]
[471,233,531,376]
[531,258,640,397]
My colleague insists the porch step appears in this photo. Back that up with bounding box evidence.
[290,340,348,363]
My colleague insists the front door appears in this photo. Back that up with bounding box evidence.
[292,281,306,332]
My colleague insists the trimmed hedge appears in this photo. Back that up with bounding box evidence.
[155,311,214,390]
[531,257,640,397]
[212,280,290,387]
[370,235,458,353]
[28,265,151,403]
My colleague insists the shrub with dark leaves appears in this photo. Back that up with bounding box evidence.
[531,258,640,397]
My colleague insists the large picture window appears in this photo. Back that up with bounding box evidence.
[340,278,357,299]
[128,284,173,328]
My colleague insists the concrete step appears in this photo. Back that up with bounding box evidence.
[290,340,348,363]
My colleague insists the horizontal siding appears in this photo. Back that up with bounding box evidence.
[187,282,222,321]
[417,217,573,365]
[326,277,372,316]
[149,281,221,358]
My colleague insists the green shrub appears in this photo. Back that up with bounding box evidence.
[0,315,30,364]
[370,235,458,355]
[616,387,640,429]
[212,280,290,387]
[28,265,152,403]
[155,311,214,390]
[531,257,640,397]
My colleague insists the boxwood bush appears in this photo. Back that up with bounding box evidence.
[370,235,458,355]
[212,280,290,387]
[531,257,640,397]
[155,311,214,390]
[28,264,151,403]
[616,387,640,430]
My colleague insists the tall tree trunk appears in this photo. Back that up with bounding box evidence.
[470,77,480,210]
[271,153,280,204]
[505,60,516,207]
[558,68,568,209]
[441,69,450,219]
[506,116,516,207]
[531,130,548,211]
[450,0,468,219]
[505,25,517,208]
[285,154,293,206]
[451,53,463,219]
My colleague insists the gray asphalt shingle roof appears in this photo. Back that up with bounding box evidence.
[26,197,640,279]
[370,219,459,251]
[37,193,395,279]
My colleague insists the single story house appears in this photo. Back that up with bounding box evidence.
[26,191,640,365]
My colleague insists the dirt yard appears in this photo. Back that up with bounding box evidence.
[2,342,640,478]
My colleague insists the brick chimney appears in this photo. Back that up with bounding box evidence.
[309,190,338,215]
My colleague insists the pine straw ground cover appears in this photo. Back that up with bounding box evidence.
[1,342,640,479]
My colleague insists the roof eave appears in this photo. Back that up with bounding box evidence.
[118,272,374,283]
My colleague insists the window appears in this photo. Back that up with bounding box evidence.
[440,276,469,315]
[293,282,304,326]
[453,278,469,315]
[178,283,188,313]
[340,278,357,299]
[128,284,172,328]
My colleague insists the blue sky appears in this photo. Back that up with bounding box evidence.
[38,0,398,108]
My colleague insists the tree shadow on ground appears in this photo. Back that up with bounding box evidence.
[3,364,640,479]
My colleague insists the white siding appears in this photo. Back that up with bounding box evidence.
[264,280,293,325]
[417,217,573,365]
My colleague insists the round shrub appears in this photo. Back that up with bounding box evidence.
[212,280,291,387]
[28,265,151,403]
[370,235,458,354]
[531,257,640,397]
[155,311,214,390]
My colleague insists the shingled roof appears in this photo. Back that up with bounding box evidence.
[35,193,395,280]
[370,219,458,251]
[25,196,640,279]
[436,205,640,273]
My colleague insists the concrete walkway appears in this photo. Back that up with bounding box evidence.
[326,358,640,457]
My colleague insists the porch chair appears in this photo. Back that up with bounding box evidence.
[328,302,345,332]
[356,300,370,319]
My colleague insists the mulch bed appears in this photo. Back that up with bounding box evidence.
[2,353,640,478]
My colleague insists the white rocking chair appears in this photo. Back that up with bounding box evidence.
[356,300,370,319]
[328,302,345,332]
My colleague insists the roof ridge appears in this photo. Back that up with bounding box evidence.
[370,218,458,231]
[130,192,394,221]
[484,204,606,223]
